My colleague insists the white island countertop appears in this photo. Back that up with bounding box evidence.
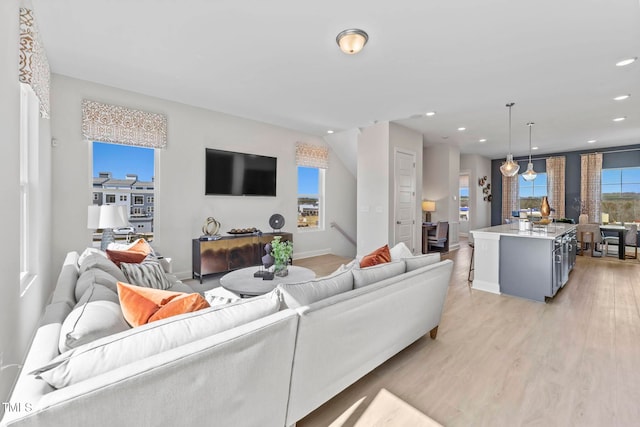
[471,223,576,240]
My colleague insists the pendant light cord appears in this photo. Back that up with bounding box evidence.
[527,122,534,162]
[506,102,515,153]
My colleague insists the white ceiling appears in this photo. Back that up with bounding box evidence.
[32,0,640,159]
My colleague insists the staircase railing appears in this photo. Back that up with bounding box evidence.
[330,221,356,247]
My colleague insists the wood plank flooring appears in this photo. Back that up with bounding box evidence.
[297,242,640,427]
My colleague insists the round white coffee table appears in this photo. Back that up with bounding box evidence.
[220,266,316,297]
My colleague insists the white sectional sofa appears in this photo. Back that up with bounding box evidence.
[1,248,453,427]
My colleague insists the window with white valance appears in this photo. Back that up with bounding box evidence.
[82,100,167,148]
[295,142,329,169]
[19,7,50,119]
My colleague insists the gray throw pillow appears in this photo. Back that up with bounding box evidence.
[75,269,121,302]
[120,261,172,290]
[79,254,127,282]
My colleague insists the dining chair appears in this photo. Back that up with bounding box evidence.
[576,223,603,257]
[427,221,449,252]
[604,223,638,259]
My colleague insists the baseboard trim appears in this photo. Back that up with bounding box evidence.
[471,279,500,294]
[293,248,332,260]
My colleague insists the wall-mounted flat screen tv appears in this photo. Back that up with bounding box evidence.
[205,148,277,196]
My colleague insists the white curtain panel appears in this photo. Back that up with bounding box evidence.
[546,156,566,218]
[580,152,602,223]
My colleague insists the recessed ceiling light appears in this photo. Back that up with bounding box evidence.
[327,130,334,134]
[588,139,597,144]
[457,127,466,131]
[614,94,631,101]
[532,146,539,150]
[425,111,436,117]
[616,57,637,67]
[613,117,626,122]
[478,138,487,143]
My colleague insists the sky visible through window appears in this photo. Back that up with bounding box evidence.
[298,166,319,197]
[93,142,154,180]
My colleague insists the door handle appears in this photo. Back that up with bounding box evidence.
[396,221,401,224]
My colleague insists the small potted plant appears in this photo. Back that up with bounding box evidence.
[270,236,293,277]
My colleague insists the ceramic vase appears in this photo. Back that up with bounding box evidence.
[540,196,551,218]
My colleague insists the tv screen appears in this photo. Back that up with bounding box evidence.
[205,148,277,196]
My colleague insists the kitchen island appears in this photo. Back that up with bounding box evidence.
[470,223,577,302]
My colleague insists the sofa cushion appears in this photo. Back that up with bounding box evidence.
[389,242,413,261]
[32,291,281,389]
[106,249,147,267]
[79,254,127,283]
[359,244,391,268]
[353,260,406,288]
[404,253,441,272]
[77,247,107,268]
[120,260,172,290]
[75,268,121,302]
[277,269,354,308]
[59,285,130,353]
[117,282,209,327]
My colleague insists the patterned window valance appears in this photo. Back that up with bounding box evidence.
[19,8,50,119]
[82,100,167,148]
[295,142,329,169]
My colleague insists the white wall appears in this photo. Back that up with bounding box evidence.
[0,1,53,416]
[50,74,356,278]
[460,154,492,233]
[423,144,460,248]
[357,122,390,255]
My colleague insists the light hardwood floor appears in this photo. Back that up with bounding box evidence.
[298,242,640,427]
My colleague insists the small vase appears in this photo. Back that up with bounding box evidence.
[540,196,551,218]
[274,263,288,277]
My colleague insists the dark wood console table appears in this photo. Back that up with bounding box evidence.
[192,232,292,283]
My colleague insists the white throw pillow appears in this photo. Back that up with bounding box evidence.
[352,260,406,288]
[32,291,281,389]
[77,247,107,267]
[404,253,441,272]
[277,269,354,308]
[389,242,413,261]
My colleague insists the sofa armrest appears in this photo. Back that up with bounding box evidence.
[5,310,298,427]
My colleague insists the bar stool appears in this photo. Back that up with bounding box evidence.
[467,238,474,283]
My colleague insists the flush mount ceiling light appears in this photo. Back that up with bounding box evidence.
[500,102,520,177]
[522,122,537,182]
[336,29,369,54]
[616,57,637,67]
[614,94,631,101]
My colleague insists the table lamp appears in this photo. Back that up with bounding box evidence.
[88,205,129,250]
[422,200,436,223]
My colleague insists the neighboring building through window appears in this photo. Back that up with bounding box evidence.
[519,173,547,212]
[92,142,155,239]
[601,167,640,223]
[459,174,469,221]
[297,166,324,230]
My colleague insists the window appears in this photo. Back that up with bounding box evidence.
[459,174,469,221]
[20,84,40,292]
[297,166,324,230]
[601,167,640,223]
[93,193,99,201]
[147,196,154,203]
[147,206,154,214]
[92,141,155,241]
[519,173,547,211]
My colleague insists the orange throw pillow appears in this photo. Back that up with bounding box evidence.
[360,244,391,268]
[127,238,153,256]
[107,249,147,267]
[117,282,210,327]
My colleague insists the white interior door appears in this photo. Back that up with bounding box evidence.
[394,149,416,252]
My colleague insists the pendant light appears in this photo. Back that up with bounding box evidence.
[500,102,520,177]
[522,122,537,181]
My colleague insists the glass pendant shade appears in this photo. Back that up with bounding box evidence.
[500,102,519,177]
[500,154,520,177]
[522,163,537,181]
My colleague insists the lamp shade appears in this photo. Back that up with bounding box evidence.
[87,205,101,229]
[336,29,368,54]
[97,205,129,229]
[422,200,436,212]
